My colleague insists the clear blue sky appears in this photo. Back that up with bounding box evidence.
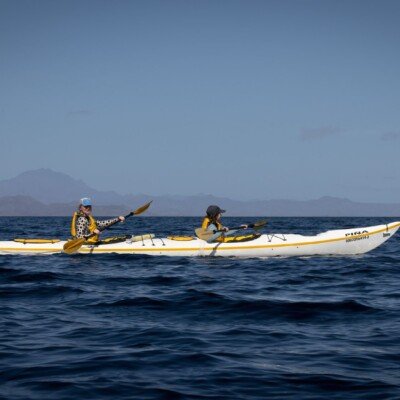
[1,0,399,202]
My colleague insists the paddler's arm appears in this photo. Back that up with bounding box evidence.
[76,217,102,238]
[226,225,248,235]
[96,216,125,230]
[205,223,229,243]
[211,225,247,238]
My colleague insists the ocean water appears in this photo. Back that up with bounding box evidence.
[1,216,400,400]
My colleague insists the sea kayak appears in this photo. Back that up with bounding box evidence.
[0,222,398,257]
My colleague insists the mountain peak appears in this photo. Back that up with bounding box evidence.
[0,169,94,204]
[317,196,351,203]
[16,168,79,182]
[0,169,130,206]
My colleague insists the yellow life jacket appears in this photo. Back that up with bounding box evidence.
[201,216,223,231]
[71,212,99,243]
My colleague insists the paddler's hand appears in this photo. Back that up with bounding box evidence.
[241,225,248,229]
[118,216,125,223]
[222,227,229,232]
[93,229,101,235]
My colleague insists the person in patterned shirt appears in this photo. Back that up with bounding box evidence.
[71,197,125,243]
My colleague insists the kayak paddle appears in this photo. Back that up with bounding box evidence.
[63,200,152,254]
[195,220,267,241]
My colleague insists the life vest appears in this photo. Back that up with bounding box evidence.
[201,216,223,231]
[71,212,99,243]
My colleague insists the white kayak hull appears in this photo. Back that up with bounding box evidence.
[0,222,399,257]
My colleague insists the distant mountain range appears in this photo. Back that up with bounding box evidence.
[0,169,399,216]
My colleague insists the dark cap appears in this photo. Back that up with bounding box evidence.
[206,205,226,218]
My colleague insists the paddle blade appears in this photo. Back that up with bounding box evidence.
[195,228,214,241]
[133,200,152,215]
[63,238,86,254]
[252,220,267,230]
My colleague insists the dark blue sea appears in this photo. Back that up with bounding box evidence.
[1,217,400,400]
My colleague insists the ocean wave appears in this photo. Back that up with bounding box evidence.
[4,271,61,283]
[0,284,84,298]
[92,296,169,309]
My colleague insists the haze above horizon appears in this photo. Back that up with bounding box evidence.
[1,0,399,202]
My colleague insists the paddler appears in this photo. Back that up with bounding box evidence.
[71,197,125,243]
[201,205,247,242]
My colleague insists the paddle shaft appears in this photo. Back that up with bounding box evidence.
[210,222,263,234]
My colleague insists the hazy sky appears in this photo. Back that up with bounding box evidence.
[1,0,399,202]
